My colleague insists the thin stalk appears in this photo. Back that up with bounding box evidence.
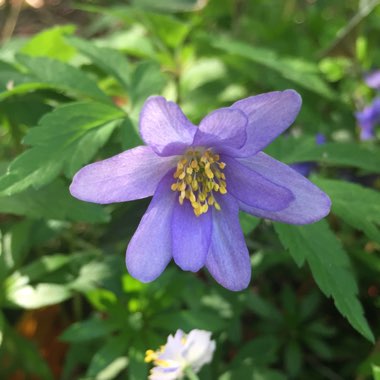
[184,367,200,380]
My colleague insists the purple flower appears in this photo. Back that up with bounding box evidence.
[365,70,380,90]
[70,90,331,291]
[355,98,380,140]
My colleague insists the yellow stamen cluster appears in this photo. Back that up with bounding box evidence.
[171,149,227,216]
[145,348,170,367]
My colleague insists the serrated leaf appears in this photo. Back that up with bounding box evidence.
[67,36,130,90]
[312,177,380,243]
[212,36,335,99]
[13,54,111,102]
[0,101,124,195]
[0,179,109,222]
[274,221,374,342]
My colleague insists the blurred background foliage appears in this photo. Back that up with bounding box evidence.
[0,0,380,379]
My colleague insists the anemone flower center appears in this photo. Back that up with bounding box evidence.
[171,148,227,216]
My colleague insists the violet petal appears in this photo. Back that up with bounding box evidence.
[223,156,294,211]
[206,194,251,291]
[193,108,247,151]
[125,172,177,282]
[70,146,177,204]
[139,96,197,156]
[172,201,212,272]
[237,152,331,224]
[231,90,302,156]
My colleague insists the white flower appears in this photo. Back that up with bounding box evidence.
[145,329,216,380]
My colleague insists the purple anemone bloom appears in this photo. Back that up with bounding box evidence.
[355,97,380,140]
[365,70,380,90]
[70,90,331,291]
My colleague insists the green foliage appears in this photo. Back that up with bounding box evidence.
[0,1,379,379]
[0,102,124,195]
[274,221,374,342]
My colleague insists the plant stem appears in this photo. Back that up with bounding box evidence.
[184,367,200,380]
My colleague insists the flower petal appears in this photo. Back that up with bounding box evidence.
[140,96,197,156]
[206,194,251,291]
[236,152,331,224]
[223,156,294,211]
[172,201,212,272]
[183,330,215,372]
[126,172,176,282]
[231,90,302,156]
[70,146,177,204]
[193,108,247,150]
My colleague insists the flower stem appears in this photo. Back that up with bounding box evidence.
[184,367,200,380]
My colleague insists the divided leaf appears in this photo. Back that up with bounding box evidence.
[1,55,110,102]
[274,220,374,342]
[266,137,380,173]
[313,177,380,243]
[0,179,110,222]
[0,101,124,195]
[67,36,130,90]
[212,36,335,99]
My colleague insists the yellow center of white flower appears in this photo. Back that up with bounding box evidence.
[171,148,227,216]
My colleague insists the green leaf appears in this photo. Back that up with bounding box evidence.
[0,179,109,222]
[284,341,302,377]
[129,61,166,115]
[1,323,54,379]
[6,283,71,309]
[267,138,380,173]
[239,213,261,235]
[274,221,374,342]
[245,293,282,322]
[0,312,4,348]
[67,36,130,90]
[142,12,191,49]
[312,177,380,243]
[131,0,205,12]
[212,36,335,99]
[61,317,118,342]
[21,25,76,61]
[86,335,128,379]
[0,101,124,195]
[373,365,380,380]
[9,54,110,102]
[151,310,226,332]
[6,254,72,288]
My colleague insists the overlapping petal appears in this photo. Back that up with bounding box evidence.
[171,202,212,272]
[206,195,251,291]
[70,146,177,204]
[223,156,294,211]
[237,152,331,224]
[193,108,247,151]
[126,173,177,282]
[231,90,302,156]
[140,96,197,156]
